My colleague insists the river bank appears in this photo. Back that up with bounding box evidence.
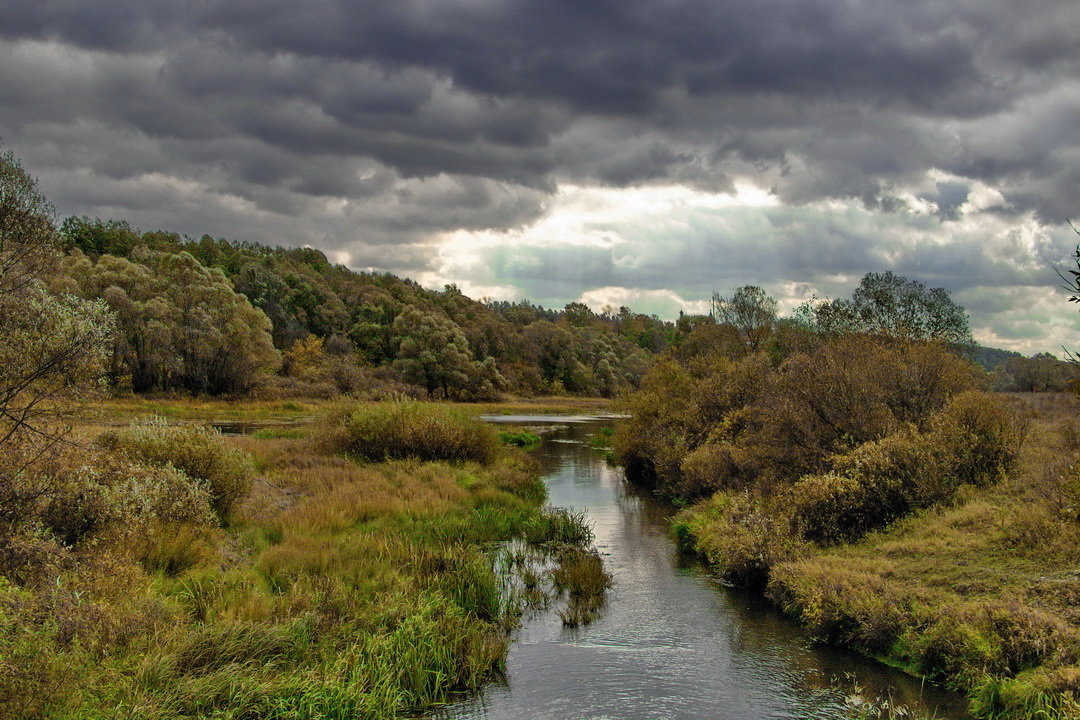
[677,393,1080,719]
[2,402,602,719]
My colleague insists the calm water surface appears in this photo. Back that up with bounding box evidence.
[428,416,968,720]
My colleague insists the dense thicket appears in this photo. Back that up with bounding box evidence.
[615,282,1024,563]
[58,217,667,399]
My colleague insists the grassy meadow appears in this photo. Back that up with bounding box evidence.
[1,401,603,720]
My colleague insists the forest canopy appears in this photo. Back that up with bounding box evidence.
[54,216,668,399]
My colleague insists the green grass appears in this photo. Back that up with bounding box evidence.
[3,402,609,720]
[498,430,542,448]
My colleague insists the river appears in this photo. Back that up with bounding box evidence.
[425,415,968,720]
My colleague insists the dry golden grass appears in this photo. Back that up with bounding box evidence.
[762,393,1080,718]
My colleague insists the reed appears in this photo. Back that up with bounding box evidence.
[552,548,613,627]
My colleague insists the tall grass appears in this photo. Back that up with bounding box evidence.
[0,401,608,719]
[552,547,613,627]
[324,401,501,463]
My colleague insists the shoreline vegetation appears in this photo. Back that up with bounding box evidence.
[2,402,610,719]
[614,311,1080,718]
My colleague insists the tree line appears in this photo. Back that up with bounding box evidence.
[56,216,675,399]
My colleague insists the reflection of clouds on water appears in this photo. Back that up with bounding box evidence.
[426,417,967,720]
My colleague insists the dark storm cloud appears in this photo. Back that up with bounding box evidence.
[2,0,1080,352]
[4,0,1079,211]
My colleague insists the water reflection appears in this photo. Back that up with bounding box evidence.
[428,418,967,720]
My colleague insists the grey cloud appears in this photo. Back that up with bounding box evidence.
[2,0,1080,352]
[4,0,1079,211]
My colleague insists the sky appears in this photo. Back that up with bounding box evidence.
[3,0,1080,354]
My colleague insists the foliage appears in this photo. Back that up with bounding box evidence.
[99,420,253,523]
[392,307,508,400]
[677,491,808,587]
[615,334,984,500]
[54,215,667,401]
[61,248,280,395]
[710,285,778,352]
[804,271,973,346]
[325,401,502,464]
[993,353,1080,392]
[0,149,114,456]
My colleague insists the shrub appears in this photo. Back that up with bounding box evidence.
[39,459,216,545]
[679,442,747,498]
[930,391,1027,487]
[785,473,908,545]
[100,419,253,522]
[328,402,501,464]
[678,491,807,586]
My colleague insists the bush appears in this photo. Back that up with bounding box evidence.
[931,391,1027,487]
[678,491,807,587]
[100,419,253,522]
[785,473,908,545]
[327,402,501,464]
[678,442,748,498]
[39,458,216,545]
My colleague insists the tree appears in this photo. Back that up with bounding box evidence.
[807,271,972,345]
[711,285,778,351]
[59,216,139,259]
[392,308,476,398]
[1059,225,1080,362]
[0,149,113,532]
[563,301,596,328]
[62,248,280,394]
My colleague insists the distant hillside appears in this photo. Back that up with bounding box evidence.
[970,344,1022,371]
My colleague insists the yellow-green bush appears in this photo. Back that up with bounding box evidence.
[678,441,750,498]
[100,420,253,522]
[794,393,1025,545]
[327,402,501,464]
[931,391,1027,487]
[677,491,807,586]
[784,472,908,545]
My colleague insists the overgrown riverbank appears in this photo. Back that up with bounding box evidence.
[614,316,1080,718]
[759,393,1080,719]
[2,402,604,719]
[655,387,1079,718]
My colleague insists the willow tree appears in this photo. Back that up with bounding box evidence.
[62,248,280,394]
[0,149,113,533]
